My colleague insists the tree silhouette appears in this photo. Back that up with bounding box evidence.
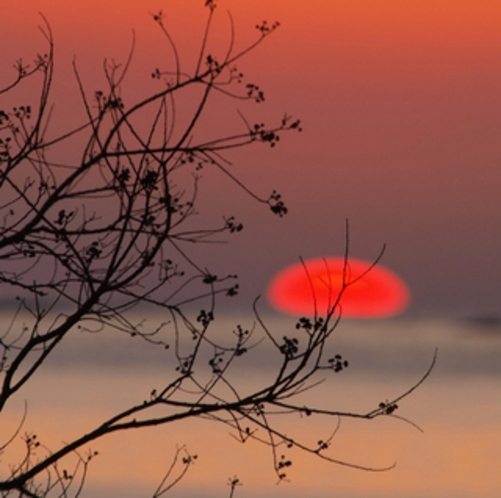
[0,3,434,497]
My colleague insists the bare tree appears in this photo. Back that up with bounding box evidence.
[0,2,434,497]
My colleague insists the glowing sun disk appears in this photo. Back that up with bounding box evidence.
[267,257,410,318]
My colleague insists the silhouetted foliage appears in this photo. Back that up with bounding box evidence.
[0,3,434,497]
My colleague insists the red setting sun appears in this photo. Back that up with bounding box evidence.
[267,257,410,318]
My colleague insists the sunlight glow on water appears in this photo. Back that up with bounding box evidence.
[1,314,500,497]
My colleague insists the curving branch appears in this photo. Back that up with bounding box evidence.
[0,3,434,497]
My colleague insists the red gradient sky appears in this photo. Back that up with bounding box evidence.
[2,4,501,498]
[2,0,501,317]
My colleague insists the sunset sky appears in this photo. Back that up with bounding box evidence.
[2,2,501,497]
[2,0,500,319]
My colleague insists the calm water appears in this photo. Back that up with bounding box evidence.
[1,314,500,497]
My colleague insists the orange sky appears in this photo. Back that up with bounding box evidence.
[2,0,501,317]
[2,4,501,497]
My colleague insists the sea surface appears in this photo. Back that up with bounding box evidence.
[1,313,500,497]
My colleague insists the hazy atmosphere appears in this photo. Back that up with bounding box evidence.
[1,1,501,498]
